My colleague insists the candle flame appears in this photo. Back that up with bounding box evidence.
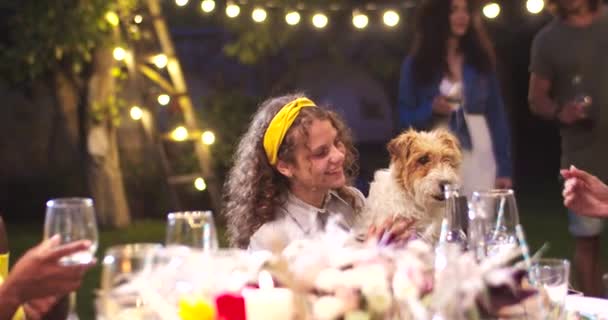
[258,270,274,289]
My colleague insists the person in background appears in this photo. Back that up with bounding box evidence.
[397,0,512,197]
[529,0,608,297]
[0,235,95,319]
[562,166,608,219]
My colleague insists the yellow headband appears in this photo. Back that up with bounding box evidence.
[263,97,317,165]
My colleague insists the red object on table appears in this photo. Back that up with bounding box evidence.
[215,292,246,320]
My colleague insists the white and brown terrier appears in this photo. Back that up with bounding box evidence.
[362,129,462,243]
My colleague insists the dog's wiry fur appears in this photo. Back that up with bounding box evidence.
[363,129,462,242]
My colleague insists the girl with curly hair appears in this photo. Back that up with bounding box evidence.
[222,93,366,250]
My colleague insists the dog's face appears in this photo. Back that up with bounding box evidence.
[387,129,462,208]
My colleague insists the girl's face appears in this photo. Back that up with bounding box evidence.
[450,0,470,38]
[279,119,346,193]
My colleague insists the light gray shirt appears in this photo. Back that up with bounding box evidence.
[249,187,365,251]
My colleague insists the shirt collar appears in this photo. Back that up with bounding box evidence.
[284,190,347,234]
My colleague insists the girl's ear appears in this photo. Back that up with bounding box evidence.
[276,160,293,178]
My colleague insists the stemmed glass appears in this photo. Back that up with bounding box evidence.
[98,243,162,319]
[165,211,218,250]
[469,189,520,258]
[44,197,99,320]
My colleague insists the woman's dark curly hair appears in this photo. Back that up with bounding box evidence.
[410,0,496,86]
[222,93,360,248]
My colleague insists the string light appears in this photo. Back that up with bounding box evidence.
[175,0,189,7]
[133,15,143,24]
[383,10,400,27]
[130,106,143,120]
[153,54,168,69]
[194,177,207,191]
[157,94,171,106]
[201,0,216,13]
[526,0,544,14]
[113,47,127,61]
[171,126,189,141]
[352,11,369,29]
[252,7,267,23]
[285,11,301,25]
[226,2,240,18]
[201,131,215,145]
[312,13,328,29]
[105,11,120,27]
[483,2,501,19]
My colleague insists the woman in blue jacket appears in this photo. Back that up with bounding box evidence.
[397,0,512,195]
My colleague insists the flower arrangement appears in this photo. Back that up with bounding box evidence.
[97,232,539,320]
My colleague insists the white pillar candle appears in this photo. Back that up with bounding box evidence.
[242,287,294,320]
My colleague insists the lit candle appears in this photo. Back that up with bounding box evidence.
[242,271,295,320]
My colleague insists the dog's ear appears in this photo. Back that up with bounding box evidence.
[387,129,417,160]
[435,129,461,154]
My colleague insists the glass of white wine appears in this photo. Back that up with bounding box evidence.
[44,197,99,319]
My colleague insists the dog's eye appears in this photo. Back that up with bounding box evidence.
[417,155,430,165]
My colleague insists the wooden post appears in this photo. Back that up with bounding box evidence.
[146,0,221,212]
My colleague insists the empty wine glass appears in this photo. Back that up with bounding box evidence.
[44,197,99,319]
[470,189,519,258]
[98,243,162,319]
[165,211,218,250]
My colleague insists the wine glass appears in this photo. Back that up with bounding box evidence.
[165,211,218,250]
[97,243,162,319]
[469,189,520,258]
[44,197,99,319]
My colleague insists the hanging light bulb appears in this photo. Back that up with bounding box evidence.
[285,11,301,25]
[105,11,120,27]
[200,0,215,13]
[252,7,267,23]
[113,47,127,61]
[194,177,207,191]
[352,11,369,29]
[171,126,189,141]
[153,54,168,69]
[226,2,240,18]
[175,0,189,6]
[526,0,544,14]
[133,15,143,24]
[157,94,171,106]
[483,2,501,19]
[312,13,328,29]
[130,106,143,120]
[383,10,400,27]
[201,130,215,145]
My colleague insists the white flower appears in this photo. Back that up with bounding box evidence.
[342,264,388,291]
[315,268,345,293]
[313,296,346,320]
[362,284,392,314]
[393,269,419,301]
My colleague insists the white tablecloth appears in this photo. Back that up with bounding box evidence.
[566,295,608,319]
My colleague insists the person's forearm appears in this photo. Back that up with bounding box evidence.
[0,283,21,320]
[529,94,559,120]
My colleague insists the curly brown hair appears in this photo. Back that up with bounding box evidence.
[222,93,361,248]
